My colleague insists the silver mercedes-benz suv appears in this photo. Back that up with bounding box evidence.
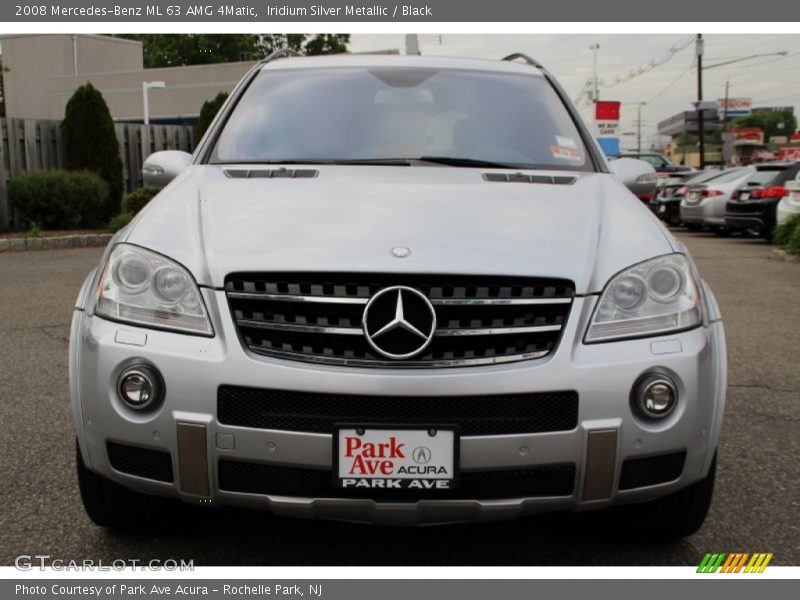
[70,51,726,539]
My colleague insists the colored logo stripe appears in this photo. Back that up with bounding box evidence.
[697,552,773,573]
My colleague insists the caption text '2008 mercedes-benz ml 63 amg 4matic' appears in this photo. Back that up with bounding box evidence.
[70,51,726,540]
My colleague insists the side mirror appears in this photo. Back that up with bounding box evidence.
[142,150,192,187]
[609,158,658,196]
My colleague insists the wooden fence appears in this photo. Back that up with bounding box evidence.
[0,118,195,231]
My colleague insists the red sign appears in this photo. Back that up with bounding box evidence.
[595,101,621,121]
[731,127,764,144]
[779,148,800,161]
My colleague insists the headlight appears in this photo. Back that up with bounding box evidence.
[95,244,213,336]
[585,254,702,343]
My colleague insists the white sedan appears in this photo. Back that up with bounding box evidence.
[777,180,800,225]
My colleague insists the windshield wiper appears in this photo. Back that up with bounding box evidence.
[214,158,414,167]
[414,156,523,169]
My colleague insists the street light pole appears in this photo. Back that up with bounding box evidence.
[590,43,600,102]
[696,34,705,170]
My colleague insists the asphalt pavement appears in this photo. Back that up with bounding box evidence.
[0,231,798,566]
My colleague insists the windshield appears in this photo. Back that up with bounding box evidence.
[211,67,592,171]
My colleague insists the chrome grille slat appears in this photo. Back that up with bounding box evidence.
[227,292,369,304]
[225,273,574,368]
[236,319,363,336]
[227,292,571,307]
[435,324,562,336]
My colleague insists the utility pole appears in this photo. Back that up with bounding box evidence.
[722,78,730,132]
[696,33,705,169]
[722,78,732,166]
[636,104,643,153]
[590,43,600,102]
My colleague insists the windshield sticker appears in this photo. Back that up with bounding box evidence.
[555,136,578,149]
[551,145,582,161]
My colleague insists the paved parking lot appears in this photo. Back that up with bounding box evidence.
[0,231,798,566]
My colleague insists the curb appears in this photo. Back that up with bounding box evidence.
[0,234,112,253]
[770,248,800,263]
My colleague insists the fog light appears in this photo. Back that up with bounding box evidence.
[631,373,677,419]
[118,366,163,411]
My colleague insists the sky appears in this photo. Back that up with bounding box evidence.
[349,34,800,150]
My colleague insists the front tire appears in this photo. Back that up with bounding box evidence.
[76,440,177,531]
[602,453,717,541]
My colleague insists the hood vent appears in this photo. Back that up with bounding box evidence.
[483,173,576,185]
[224,168,319,179]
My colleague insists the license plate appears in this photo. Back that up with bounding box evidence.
[335,426,458,490]
[740,192,750,200]
[659,205,666,213]
[688,192,700,202]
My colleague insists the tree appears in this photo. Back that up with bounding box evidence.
[114,34,350,68]
[0,57,8,117]
[734,108,798,141]
[195,92,229,140]
[61,83,124,220]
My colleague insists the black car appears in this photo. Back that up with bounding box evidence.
[725,162,800,240]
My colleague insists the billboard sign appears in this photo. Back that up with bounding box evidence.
[719,97,752,117]
[595,101,621,137]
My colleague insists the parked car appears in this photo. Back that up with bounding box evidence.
[651,170,722,227]
[776,180,800,226]
[725,162,800,239]
[619,152,695,175]
[680,167,754,234]
[70,51,726,540]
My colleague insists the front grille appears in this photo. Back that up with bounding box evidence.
[106,442,174,483]
[218,460,576,500]
[217,386,579,436]
[224,273,575,368]
[618,451,686,490]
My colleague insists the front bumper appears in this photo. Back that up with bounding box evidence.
[70,288,726,525]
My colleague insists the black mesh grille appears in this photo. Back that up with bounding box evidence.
[618,451,686,490]
[106,442,173,483]
[217,386,579,436]
[224,273,574,368]
[218,460,576,500]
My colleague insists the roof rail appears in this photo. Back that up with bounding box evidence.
[502,53,544,69]
[257,47,303,67]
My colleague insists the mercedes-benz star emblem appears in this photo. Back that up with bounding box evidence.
[362,286,437,360]
[412,446,432,464]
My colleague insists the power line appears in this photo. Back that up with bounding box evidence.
[646,58,695,104]
[573,34,695,107]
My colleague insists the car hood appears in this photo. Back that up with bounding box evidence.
[126,165,675,294]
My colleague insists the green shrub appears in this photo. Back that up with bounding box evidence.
[123,186,160,215]
[109,212,134,233]
[22,223,42,238]
[195,92,228,140]
[773,214,800,247]
[8,170,108,230]
[786,220,800,255]
[61,83,124,220]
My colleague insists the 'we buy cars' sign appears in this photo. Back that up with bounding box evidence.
[595,101,621,137]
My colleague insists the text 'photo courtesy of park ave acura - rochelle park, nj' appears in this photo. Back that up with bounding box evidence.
[0,28,798,575]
